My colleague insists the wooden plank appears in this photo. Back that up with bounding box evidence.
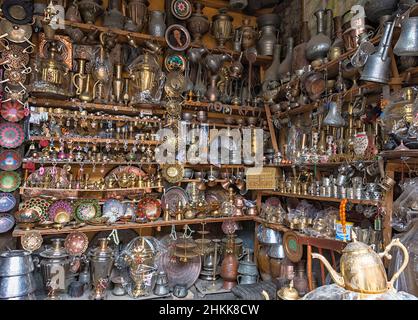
[318,247,326,285]
[383,168,394,250]
[264,103,279,153]
[259,191,381,206]
[29,136,160,145]
[307,244,313,292]
[12,216,254,237]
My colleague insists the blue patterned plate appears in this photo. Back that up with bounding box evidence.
[103,199,124,223]
[0,192,16,212]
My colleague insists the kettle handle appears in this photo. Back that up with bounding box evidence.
[378,238,409,289]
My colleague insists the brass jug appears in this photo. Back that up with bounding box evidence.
[312,237,409,294]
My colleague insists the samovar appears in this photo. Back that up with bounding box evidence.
[89,238,115,300]
[128,50,163,104]
[211,8,234,48]
[187,3,210,45]
[32,41,70,98]
[39,239,71,293]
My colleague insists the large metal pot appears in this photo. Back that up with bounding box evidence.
[257,225,281,244]
[0,250,34,277]
[0,273,36,299]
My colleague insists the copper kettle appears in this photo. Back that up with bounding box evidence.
[311,237,409,294]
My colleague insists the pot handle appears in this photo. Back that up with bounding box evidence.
[237,274,242,284]
[378,238,409,289]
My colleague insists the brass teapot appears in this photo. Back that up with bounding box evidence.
[311,237,409,294]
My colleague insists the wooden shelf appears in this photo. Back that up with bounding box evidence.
[315,36,382,74]
[63,20,271,65]
[29,136,160,145]
[277,161,374,169]
[278,82,381,119]
[259,191,381,206]
[12,215,254,237]
[36,112,161,123]
[29,97,265,120]
[254,217,347,252]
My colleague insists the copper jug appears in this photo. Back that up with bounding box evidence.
[240,17,256,50]
[220,246,238,290]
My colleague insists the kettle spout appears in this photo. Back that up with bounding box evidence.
[311,253,345,288]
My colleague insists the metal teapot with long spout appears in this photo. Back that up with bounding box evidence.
[311,237,409,294]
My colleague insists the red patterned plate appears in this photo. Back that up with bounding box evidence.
[1,101,26,122]
[64,232,89,256]
[0,122,25,148]
[137,197,161,221]
[0,149,22,171]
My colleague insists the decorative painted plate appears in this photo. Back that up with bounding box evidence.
[0,213,15,233]
[103,199,124,223]
[1,101,26,122]
[48,200,73,222]
[137,197,161,221]
[0,122,25,148]
[0,192,16,212]
[64,232,89,256]
[74,200,101,222]
[21,231,43,252]
[161,186,189,214]
[0,171,21,192]
[283,231,303,263]
[19,198,51,222]
[0,149,22,171]
[171,0,192,20]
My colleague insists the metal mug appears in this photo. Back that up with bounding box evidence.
[354,187,364,200]
[379,175,396,191]
[346,187,354,199]
[336,174,348,187]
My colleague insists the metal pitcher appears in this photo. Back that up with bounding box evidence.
[395,5,418,56]
[360,21,395,83]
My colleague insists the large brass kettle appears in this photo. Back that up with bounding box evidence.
[312,237,409,294]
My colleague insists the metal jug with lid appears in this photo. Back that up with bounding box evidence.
[89,238,115,299]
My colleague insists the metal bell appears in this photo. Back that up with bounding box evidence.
[322,101,345,127]
[360,22,395,83]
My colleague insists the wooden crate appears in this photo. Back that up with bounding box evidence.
[245,167,277,190]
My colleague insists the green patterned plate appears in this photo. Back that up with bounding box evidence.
[0,171,21,192]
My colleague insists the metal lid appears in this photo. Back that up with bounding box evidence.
[89,238,114,258]
[40,238,68,259]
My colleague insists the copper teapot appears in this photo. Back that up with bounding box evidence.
[311,237,409,294]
